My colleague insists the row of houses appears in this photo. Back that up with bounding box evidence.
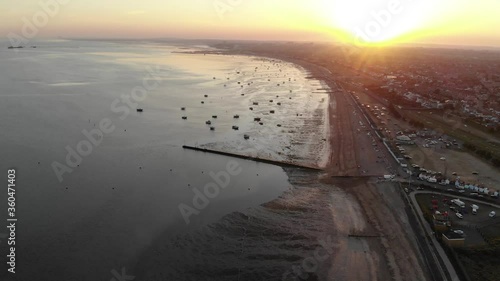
[455,180,499,197]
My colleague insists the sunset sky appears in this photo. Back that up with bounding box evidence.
[3,0,500,47]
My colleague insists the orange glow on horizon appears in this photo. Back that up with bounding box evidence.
[2,0,500,47]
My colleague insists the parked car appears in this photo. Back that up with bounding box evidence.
[456,213,463,219]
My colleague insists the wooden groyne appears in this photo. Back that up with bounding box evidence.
[331,175,383,179]
[182,145,322,171]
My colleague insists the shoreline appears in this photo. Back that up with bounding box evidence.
[180,49,332,170]
[201,45,434,280]
[182,48,361,174]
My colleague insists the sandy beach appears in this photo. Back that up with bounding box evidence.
[204,44,433,280]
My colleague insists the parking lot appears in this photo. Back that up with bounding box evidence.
[397,134,500,190]
[415,192,500,246]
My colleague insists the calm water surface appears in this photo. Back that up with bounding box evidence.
[0,40,333,281]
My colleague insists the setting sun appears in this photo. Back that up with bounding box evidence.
[320,0,442,45]
[312,0,500,47]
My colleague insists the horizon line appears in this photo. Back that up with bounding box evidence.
[3,36,500,51]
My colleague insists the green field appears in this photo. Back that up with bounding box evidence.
[402,110,500,162]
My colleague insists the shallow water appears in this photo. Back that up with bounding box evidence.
[0,40,331,281]
[134,170,347,281]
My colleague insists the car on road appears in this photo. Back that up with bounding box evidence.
[456,213,464,219]
[490,211,496,218]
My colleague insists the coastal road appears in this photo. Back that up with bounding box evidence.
[407,191,463,281]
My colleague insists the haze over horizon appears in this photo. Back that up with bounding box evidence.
[3,0,500,47]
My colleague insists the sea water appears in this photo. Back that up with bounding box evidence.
[0,39,330,280]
